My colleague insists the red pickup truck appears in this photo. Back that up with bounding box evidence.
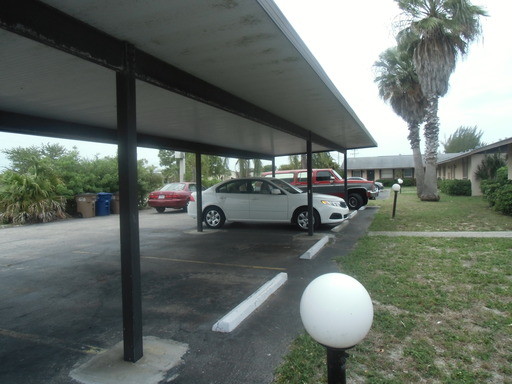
[262,168,378,210]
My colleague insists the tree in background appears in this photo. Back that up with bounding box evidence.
[235,158,250,178]
[474,153,506,181]
[158,150,179,182]
[0,144,164,219]
[279,155,302,170]
[158,150,230,186]
[253,159,263,176]
[395,0,487,201]
[374,46,427,196]
[278,152,341,174]
[442,126,485,153]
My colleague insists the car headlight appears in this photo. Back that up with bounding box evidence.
[321,200,340,207]
[321,200,347,208]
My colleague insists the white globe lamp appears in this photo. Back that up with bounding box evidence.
[300,273,373,383]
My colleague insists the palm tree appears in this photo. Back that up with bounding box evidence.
[374,46,427,195]
[395,0,487,201]
[236,158,250,177]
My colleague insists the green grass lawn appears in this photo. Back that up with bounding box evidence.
[273,188,512,384]
[368,187,512,232]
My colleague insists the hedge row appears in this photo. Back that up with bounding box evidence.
[438,179,471,196]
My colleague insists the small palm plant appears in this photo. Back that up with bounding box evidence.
[0,169,67,225]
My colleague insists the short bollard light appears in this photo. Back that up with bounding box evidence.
[391,183,401,218]
[300,273,373,384]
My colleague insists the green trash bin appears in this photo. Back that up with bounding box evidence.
[75,193,97,218]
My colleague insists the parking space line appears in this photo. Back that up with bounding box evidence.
[0,328,105,355]
[300,235,331,260]
[142,256,287,271]
[212,272,288,333]
[72,250,100,255]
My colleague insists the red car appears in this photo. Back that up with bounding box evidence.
[148,182,197,213]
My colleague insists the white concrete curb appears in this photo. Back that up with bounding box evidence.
[299,235,330,260]
[212,272,288,333]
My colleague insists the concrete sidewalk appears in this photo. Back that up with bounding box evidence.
[368,231,512,238]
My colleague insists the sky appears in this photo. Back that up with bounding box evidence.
[0,0,510,170]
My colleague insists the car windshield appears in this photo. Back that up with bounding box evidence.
[160,183,185,191]
[269,178,302,194]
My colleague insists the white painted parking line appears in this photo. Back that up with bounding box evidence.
[299,235,330,260]
[212,272,288,333]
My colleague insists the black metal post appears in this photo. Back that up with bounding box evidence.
[272,157,276,177]
[327,348,348,384]
[195,152,203,232]
[343,150,348,201]
[117,42,143,362]
[392,190,398,218]
[306,133,313,236]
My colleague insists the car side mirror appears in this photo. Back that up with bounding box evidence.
[271,189,281,195]
[330,176,335,184]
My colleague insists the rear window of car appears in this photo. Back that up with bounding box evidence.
[270,173,295,183]
[217,180,250,193]
[297,172,308,182]
[161,183,185,191]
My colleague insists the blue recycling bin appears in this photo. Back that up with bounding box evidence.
[96,192,112,216]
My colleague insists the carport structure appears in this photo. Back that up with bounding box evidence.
[0,0,377,363]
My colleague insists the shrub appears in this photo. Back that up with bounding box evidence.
[0,171,67,224]
[494,182,512,215]
[439,179,471,196]
[480,166,511,216]
[378,178,416,187]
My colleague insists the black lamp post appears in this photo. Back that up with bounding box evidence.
[392,183,401,218]
[300,273,374,384]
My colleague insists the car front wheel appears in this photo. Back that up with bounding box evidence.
[347,193,364,210]
[203,206,226,229]
[294,208,320,231]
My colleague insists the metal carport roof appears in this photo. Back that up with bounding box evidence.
[0,0,376,158]
[0,0,377,363]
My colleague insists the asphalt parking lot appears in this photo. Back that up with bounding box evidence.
[0,205,378,384]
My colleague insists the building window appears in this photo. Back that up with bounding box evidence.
[381,169,393,179]
[403,168,413,178]
[462,158,469,179]
[352,170,362,177]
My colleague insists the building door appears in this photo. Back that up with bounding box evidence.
[367,170,375,181]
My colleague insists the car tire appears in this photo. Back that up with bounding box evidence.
[293,208,320,231]
[182,202,188,213]
[155,207,166,213]
[203,206,226,229]
[347,193,364,210]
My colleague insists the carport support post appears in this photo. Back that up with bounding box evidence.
[116,42,143,363]
[307,133,314,236]
[343,151,348,200]
[195,152,203,232]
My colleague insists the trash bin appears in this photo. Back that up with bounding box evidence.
[96,192,112,216]
[111,192,120,214]
[75,193,97,218]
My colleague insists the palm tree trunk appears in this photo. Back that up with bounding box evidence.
[408,123,425,196]
[421,95,441,201]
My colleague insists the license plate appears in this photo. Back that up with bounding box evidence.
[158,195,165,199]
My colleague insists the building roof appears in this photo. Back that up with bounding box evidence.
[0,0,377,159]
[437,137,512,164]
[345,153,463,170]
